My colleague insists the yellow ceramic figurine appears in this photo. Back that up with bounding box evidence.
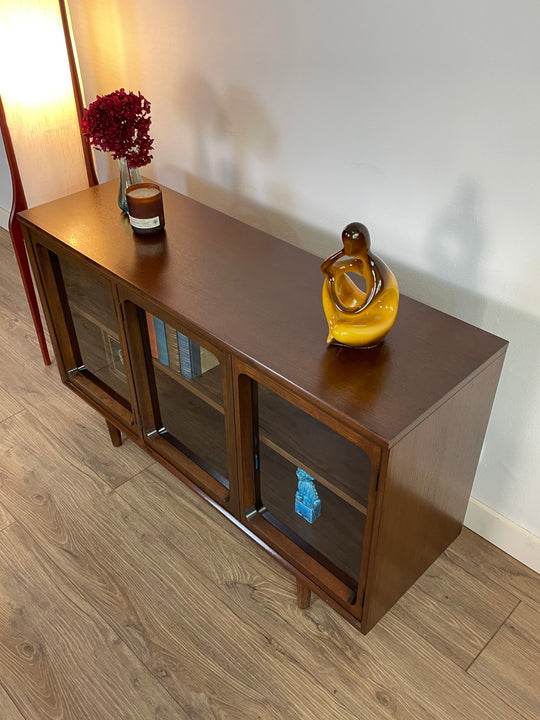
[321,222,399,348]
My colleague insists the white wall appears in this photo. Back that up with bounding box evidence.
[4,0,539,568]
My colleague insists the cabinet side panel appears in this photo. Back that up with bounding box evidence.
[362,354,506,632]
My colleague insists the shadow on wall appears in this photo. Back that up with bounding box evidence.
[177,72,227,184]
[427,179,484,311]
[388,182,539,534]
[395,178,488,332]
[161,72,287,232]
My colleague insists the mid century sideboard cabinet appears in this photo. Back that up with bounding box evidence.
[19,181,507,633]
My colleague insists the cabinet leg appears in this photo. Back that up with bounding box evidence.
[296,578,312,609]
[106,420,122,447]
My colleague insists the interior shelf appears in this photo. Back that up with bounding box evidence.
[258,443,365,588]
[151,359,224,413]
[153,363,229,486]
[257,385,372,512]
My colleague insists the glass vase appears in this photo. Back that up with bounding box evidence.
[117,157,142,212]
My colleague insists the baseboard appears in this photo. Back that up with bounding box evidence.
[465,497,540,574]
[0,207,9,230]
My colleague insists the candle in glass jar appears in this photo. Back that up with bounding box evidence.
[126,182,165,236]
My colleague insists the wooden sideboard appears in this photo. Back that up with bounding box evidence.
[19,180,507,633]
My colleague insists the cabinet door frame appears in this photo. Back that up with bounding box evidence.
[232,357,382,620]
[118,285,239,516]
[24,229,138,432]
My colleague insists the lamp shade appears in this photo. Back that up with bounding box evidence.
[0,0,89,208]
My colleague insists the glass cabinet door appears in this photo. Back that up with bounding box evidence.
[57,253,131,404]
[123,300,234,509]
[239,373,378,610]
[33,244,135,427]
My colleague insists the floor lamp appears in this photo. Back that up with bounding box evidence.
[0,0,97,366]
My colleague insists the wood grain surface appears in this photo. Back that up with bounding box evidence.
[0,411,357,720]
[0,683,26,720]
[0,523,191,720]
[468,602,540,720]
[19,181,508,446]
[118,463,529,720]
[0,502,15,532]
[0,226,538,719]
[449,527,540,606]
[391,545,520,668]
[0,386,22,423]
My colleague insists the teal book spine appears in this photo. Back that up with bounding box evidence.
[153,317,169,366]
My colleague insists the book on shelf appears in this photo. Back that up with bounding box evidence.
[165,324,182,374]
[177,331,219,379]
[152,316,169,366]
[145,313,218,378]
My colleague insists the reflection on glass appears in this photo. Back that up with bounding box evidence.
[58,254,130,404]
[145,313,228,487]
[256,383,373,588]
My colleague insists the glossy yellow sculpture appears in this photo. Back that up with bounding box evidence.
[321,222,399,348]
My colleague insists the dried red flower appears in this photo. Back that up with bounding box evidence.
[81,89,154,168]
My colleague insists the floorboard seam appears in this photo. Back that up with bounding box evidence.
[446,542,540,605]
[0,522,16,535]
[0,408,26,425]
[0,673,29,720]
[464,598,521,673]
[445,546,524,606]
[111,459,160,493]
[463,638,533,720]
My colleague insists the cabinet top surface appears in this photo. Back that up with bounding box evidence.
[20,181,507,445]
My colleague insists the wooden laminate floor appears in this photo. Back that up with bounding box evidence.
[0,227,539,719]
